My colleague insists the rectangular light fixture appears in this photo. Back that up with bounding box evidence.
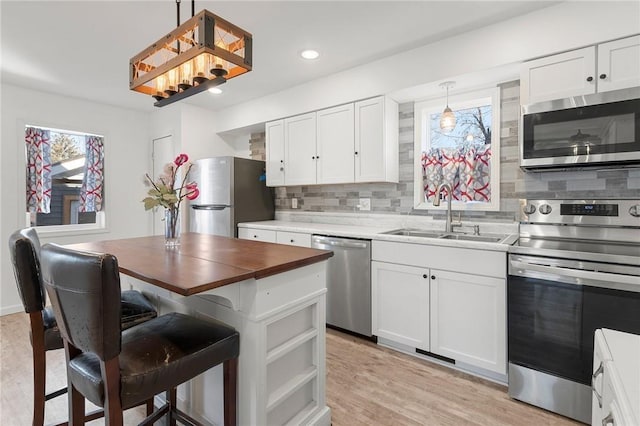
[129,9,252,107]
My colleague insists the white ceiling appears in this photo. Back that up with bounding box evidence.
[1,1,557,113]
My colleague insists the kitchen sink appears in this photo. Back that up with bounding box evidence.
[438,234,505,243]
[380,229,443,238]
[380,228,510,244]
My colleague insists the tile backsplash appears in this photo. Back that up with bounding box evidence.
[251,80,640,222]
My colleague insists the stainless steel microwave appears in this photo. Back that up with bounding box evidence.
[520,87,640,170]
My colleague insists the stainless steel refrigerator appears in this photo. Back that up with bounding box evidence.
[188,157,274,237]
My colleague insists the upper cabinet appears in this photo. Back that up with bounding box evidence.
[520,35,640,105]
[265,120,285,187]
[355,97,398,183]
[265,96,399,187]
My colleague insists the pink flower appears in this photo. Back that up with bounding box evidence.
[186,181,198,190]
[174,153,189,167]
[186,188,200,200]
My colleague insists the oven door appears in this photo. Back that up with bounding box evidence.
[508,254,640,384]
[520,93,640,169]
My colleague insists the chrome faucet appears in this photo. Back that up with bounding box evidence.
[433,183,453,233]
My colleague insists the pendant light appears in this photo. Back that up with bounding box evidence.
[439,81,456,133]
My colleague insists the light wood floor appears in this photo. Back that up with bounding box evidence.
[1,312,579,425]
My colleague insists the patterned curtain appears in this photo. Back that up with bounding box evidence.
[79,135,104,212]
[25,127,52,213]
[422,145,491,203]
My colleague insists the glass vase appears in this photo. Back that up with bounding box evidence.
[164,208,180,247]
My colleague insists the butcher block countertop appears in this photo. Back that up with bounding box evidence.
[68,232,333,296]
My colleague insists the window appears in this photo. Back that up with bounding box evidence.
[413,87,500,211]
[25,125,105,229]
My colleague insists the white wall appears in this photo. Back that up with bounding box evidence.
[212,1,640,135]
[179,103,236,161]
[0,84,151,314]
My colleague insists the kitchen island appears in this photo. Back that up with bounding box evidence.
[69,232,333,426]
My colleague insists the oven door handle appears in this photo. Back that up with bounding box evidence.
[509,259,640,292]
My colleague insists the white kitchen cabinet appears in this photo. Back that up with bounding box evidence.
[429,269,506,375]
[265,120,285,187]
[521,35,640,105]
[592,329,640,426]
[371,261,429,350]
[276,231,312,248]
[316,103,355,184]
[354,96,398,183]
[284,113,317,186]
[520,46,596,105]
[597,35,640,93]
[238,227,277,243]
[239,226,312,248]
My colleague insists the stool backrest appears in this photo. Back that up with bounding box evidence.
[41,243,122,360]
[9,228,46,313]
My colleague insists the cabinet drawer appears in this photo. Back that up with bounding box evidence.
[372,240,506,278]
[276,231,311,248]
[238,228,277,243]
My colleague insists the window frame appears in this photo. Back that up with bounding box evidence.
[21,122,108,236]
[413,86,501,212]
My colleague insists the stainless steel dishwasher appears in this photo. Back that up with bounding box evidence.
[311,235,372,337]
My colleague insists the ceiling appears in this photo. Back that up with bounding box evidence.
[1,1,557,113]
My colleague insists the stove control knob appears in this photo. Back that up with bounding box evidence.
[539,204,552,215]
[523,204,536,215]
[630,205,640,217]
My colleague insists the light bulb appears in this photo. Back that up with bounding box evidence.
[440,107,456,133]
[181,61,192,83]
[156,75,167,94]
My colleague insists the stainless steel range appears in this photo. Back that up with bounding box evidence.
[507,199,640,423]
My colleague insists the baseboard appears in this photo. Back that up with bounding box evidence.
[308,406,331,426]
[0,305,23,316]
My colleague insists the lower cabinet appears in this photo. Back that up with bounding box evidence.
[371,261,429,350]
[430,269,506,374]
[238,227,312,248]
[371,240,507,376]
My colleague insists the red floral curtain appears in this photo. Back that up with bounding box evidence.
[422,145,491,203]
[25,127,52,213]
[79,136,104,212]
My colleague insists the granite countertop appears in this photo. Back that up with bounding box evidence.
[238,220,519,252]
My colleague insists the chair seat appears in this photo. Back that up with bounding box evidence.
[38,290,157,351]
[68,312,239,409]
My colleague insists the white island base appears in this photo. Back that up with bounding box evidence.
[123,261,331,426]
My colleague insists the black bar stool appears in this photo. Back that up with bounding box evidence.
[9,228,158,426]
[40,243,239,426]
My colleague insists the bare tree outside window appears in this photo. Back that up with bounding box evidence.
[428,105,492,150]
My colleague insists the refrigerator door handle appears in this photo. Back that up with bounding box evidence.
[191,204,230,211]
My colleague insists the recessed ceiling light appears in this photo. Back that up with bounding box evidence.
[300,49,320,60]
[208,87,223,94]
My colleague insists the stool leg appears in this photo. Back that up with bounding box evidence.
[68,383,85,426]
[146,398,154,416]
[167,389,177,426]
[29,312,46,426]
[223,358,238,426]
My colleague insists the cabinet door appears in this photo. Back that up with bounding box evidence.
[238,227,277,243]
[316,103,355,184]
[266,120,285,187]
[355,97,398,183]
[430,270,506,374]
[597,35,640,93]
[276,231,311,248]
[520,46,596,105]
[284,113,317,185]
[371,261,429,350]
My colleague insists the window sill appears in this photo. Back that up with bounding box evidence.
[25,212,108,237]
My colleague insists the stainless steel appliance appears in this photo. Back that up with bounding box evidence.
[507,199,640,423]
[189,157,274,237]
[311,235,372,337]
[520,87,640,170]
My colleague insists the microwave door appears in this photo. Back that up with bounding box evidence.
[190,204,233,237]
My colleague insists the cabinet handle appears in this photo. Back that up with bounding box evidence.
[312,156,315,160]
[602,412,614,426]
[355,151,359,155]
[253,235,258,238]
[422,274,428,279]
[600,73,607,80]
[316,155,320,159]
[586,76,594,82]
[280,160,284,163]
[592,362,604,408]
[431,275,436,280]
[290,239,294,243]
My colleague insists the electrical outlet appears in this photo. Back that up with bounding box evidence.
[292,198,298,209]
[358,198,371,211]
